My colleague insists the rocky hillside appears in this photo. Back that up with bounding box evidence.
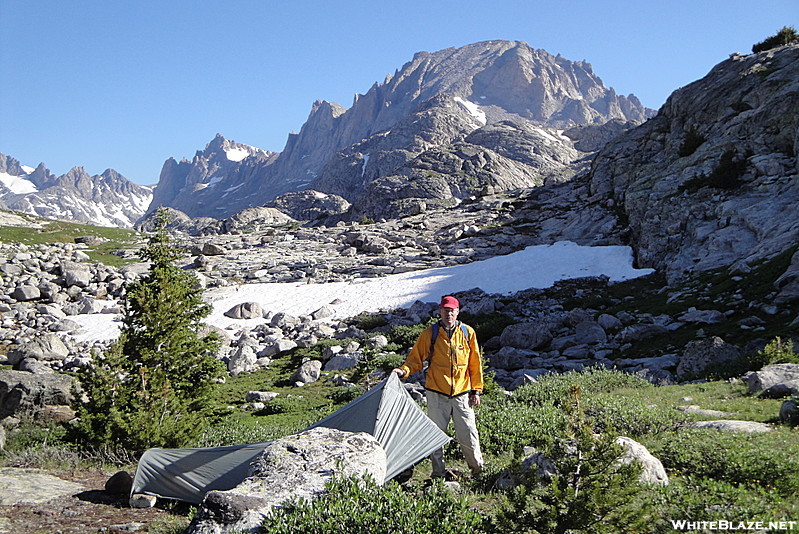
[149,40,652,220]
[144,43,799,291]
[588,44,799,280]
[2,43,797,392]
[0,153,152,228]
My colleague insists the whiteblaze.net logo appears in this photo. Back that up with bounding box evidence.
[670,520,798,531]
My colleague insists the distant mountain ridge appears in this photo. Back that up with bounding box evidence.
[0,153,152,228]
[150,40,653,220]
[147,134,277,218]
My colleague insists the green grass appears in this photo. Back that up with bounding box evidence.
[0,211,142,267]
[5,359,799,533]
[614,379,785,423]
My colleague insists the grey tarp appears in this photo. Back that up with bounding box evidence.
[130,373,450,503]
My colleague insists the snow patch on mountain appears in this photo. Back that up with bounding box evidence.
[0,152,153,228]
[0,171,38,194]
[225,147,250,162]
[361,153,370,178]
[454,96,487,125]
[70,241,654,342]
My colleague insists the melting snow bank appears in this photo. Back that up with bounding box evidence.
[71,242,653,343]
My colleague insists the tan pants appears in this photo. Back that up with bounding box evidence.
[425,391,484,476]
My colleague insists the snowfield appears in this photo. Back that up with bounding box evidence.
[71,241,653,344]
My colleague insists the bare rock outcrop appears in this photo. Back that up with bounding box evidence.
[588,44,799,280]
[0,370,77,420]
[187,427,386,534]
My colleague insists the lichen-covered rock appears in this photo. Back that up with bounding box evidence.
[588,45,799,280]
[186,427,386,534]
[676,336,741,380]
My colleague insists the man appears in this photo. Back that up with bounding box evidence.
[393,295,484,478]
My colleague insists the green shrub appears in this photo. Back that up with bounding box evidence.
[386,321,430,350]
[510,369,652,407]
[585,395,690,437]
[679,149,748,193]
[262,475,487,534]
[494,386,655,534]
[653,429,799,496]
[477,400,567,455]
[650,475,799,529]
[256,396,309,416]
[752,26,799,53]
[749,337,799,369]
[327,385,365,404]
[2,421,68,451]
[678,126,706,157]
[353,313,388,331]
[367,352,405,373]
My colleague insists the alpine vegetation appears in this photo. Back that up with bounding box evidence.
[69,208,226,454]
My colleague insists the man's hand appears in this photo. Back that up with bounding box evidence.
[469,392,481,407]
[392,368,405,378]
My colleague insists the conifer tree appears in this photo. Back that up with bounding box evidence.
[72,208,225,453]
[496,386,654,533]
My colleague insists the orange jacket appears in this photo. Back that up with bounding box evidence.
[398,322,483,397]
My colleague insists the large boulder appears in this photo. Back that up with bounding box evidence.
[0,370,77,419]
[186,427,386,534]
[227,346,259,376]
[780,399,799,426]
[745,363,799,397]
[224,302,264,320]
[573,321,608,345]
[615,436,669,486]
[6,334,70,366]
[499,322,554,350]
[11,285,40,302]
[60,260,91,288]
[266,190,351,222]
[222,206,295,234]
[291,359,322,385]
[690,420,773,433]
[676,336,741,380]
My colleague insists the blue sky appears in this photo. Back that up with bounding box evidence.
[1,0,796,185]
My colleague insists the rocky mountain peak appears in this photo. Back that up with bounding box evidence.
[146,134,279,218]
[0,153,26,176]
[148,40,651,220]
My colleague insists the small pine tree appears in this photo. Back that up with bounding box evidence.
[678,126,706,158]
[496,386,654,534]
[71,208,225,453]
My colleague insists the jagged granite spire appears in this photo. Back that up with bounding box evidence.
[149,40,653,219]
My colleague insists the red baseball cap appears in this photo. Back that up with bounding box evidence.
[440,296,460,309]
